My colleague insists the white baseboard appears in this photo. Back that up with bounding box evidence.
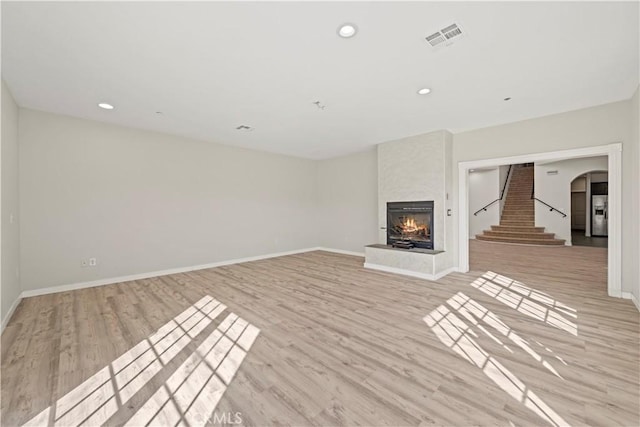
[621,292,640,311]
[20,247,321,299]
[317,247,365,257]
[364,262,455,282]
[1,294,23,333]
[364,262,436,280]
[434,266,458,280]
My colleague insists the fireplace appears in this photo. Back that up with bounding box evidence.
[387,201,434,249]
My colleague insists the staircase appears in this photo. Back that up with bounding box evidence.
[476,164,566,246]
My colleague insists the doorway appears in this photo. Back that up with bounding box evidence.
[458,143,622,298]
[570,171,608,248]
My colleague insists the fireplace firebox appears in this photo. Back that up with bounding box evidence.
[386,201,434,249]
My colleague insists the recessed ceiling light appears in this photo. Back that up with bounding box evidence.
[417,88,431,95]
[98,102,114,110]
[337,23,357,38]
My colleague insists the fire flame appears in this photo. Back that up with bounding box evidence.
[402,217,422,233]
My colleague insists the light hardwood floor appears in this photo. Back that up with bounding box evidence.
[2,240,638,426]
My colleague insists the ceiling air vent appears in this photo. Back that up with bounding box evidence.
[425,23,464,47]
[426,32,446,47]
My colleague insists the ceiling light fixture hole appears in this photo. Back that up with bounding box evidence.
[417,88,432,95]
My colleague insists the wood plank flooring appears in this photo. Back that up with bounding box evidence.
[2,240,638,426]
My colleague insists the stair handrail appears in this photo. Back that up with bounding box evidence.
[500,164,512,200]
[531,183,567,218]
[473,165,513,216]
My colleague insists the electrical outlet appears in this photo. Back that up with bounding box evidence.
[89,258,97,267]
[81,259,88,268]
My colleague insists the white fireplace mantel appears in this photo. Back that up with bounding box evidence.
[365,130,456,280]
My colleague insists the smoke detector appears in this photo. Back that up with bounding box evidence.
[425,23,464,48]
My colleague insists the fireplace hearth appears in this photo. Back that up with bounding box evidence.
[386,201,434,249]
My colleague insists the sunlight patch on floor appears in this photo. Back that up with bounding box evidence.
[447,292,563,379]
[470,271,578,336]
[22,295,253,427]
[424,292,570,427]
[125,313,260,427]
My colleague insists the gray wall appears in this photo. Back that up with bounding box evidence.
[316,148,378,253]
[19,109,318,291]
[453,98,638,294]
[1,81,21,325]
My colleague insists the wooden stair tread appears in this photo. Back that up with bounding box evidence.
[491,225,546,232]
[500,221,535,225]
[483,230,557,238]
[476,234,566,245]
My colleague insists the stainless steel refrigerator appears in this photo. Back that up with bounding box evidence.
[591,195,608,236]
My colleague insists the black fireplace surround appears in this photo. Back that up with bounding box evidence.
[386,201,434,249]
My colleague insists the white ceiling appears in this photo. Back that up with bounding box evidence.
[2,1,638,159]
